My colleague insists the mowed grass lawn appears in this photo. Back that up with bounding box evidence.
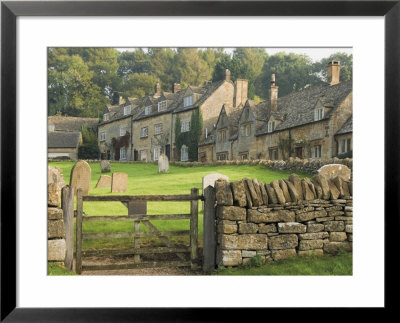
[49,162,310,251]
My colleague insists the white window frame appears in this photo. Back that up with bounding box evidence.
[312,145,322,158]
[241,123,251,137]
[153,146,161,161]
[217,153,227,161]
[158,100,167,112]
[140,127,148,138]
[100,132,105,141]
[154,123,163,135]
[218,129,227,142]
[120,147,126,160]
[267,120,275,133]
[120,126,126,136]
[184,95,193,107]
[181,145,189,161]
[123,105,131,115]
[314,107,324,121]
[103,113,109,121]
[140,150,147,161]
[181,121,190,133]
[144,106,151,115]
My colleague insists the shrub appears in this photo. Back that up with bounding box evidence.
[78,142,100,159]
[338,150,352,159]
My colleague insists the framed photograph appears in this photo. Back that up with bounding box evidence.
[1,0,398,320]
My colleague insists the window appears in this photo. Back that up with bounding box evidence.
[218,129,227,142]
[144,106,151,115]
[100,132,105,141]
[181,121,190,132]
[269,148,278,160]
[267,120,275,133]
[158,100,167,112]
[239,153,248,160]
[181,145,189,161]
[103,113,109,121]
[48,125,55,132]
[154,123,163,135]
[140,150,147,161]
[217,153,227,161]
[184,95,193,107]
[123,105,131,115]
[240,123,251,137]
[120,147,126,160]
[153,146,161,161]
[314,107,324,121]
[120,126,126,136]
[340,138,351,154]
[140,127,148,138]
[312,145,322,158]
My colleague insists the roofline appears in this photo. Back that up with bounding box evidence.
[255,118,330,137]
[134,109,174,121]
[98,114,132,126]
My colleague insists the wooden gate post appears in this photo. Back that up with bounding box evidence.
[190,188,199,269]
[202,185,216,273]
[61,186,74,270]
[76,188,83,274]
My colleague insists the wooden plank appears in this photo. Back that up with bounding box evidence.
[82,246,191,257]
[83,195,202,202]
[83,232,134,239]
[202,185,217,273]
[190,188,199,269]
[82,261,191,271]
[75,188,83,274]
[141,220,187,261]
[61,185,74,271]
[133,220,140,263]
[82,214,191,222]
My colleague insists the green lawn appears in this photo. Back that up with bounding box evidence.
[49,161,309,256]
[213,252,353,275]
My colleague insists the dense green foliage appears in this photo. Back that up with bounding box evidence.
[78,125,100,159]
[48,48,352,117]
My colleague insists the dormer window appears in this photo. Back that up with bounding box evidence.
[267,120,275,133]
[158,100,167,112]
[218,129,227,142]
[184,95,193,108]
[240,123,251,137]
[123,105,131,115]
[144,106,151,115]
[314,107,324,121]
[103,113,109,121]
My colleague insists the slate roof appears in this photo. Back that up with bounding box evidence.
[99,97,150,125]
[256,81,352,136]
[47,116,98,132]
[48,131,81,148]
[173,80,225,113]
[336,115,352,135]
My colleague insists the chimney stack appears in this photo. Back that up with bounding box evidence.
[327,61,340,85]
[269,74,278,112]
[154,83,161,97]
[173,83,182,93]
[234,79,248,108]
[225,69,231,82]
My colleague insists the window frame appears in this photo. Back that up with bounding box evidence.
[181,121,190,133]
[158,100,167,112]
[184,95,193,108]
[140,126,148,138]
[99,132,106,141]
[314,107,324,121]
[267,120,275,133]
[181,145,189,161]
[144,106,151,115]
[140,150,147,161]
[120,147,126,160]
[123,105,131,115]
[154,123,163,135]
[120,126,126,137]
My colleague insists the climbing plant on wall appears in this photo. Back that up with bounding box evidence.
[174,110,203,161]
[111,131,130,160]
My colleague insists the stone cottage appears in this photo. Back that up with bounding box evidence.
[199,61,353,161]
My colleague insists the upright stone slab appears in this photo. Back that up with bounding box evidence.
[100,160,111,173]
[202,173,228,193]
[158,154,169,173]
[95,175,112,188]
[128,201,147,215]
[111,172,128,193]
[318,164,351,181]
[70,160,91,196]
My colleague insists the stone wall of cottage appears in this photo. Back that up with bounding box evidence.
[214,173,353,266]
[47,166,66,263]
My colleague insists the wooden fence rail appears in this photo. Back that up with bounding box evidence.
[75,188,201,274]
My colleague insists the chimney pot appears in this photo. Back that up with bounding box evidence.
[269,74,278,112]
[154,83,161,97]
[327,61,341,85]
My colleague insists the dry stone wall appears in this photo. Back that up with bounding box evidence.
[214,173,353,267]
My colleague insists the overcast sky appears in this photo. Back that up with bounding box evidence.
[117,47,352,62]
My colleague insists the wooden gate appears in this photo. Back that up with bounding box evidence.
[75,188,200,274]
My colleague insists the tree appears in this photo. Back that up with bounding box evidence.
[148,48,177,90]
[118,49,151,77]
[119,73,159,99]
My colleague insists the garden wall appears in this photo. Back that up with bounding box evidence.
[49,157,352,177]
[213,173,352,267]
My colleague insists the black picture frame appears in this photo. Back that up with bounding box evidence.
[1,0,398,321]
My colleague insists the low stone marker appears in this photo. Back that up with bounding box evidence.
[70,160,91,196]
[202,173,228,193]
[111,172,128,193]
[158,154,169,173]
[318,164,351,181]
[100,160,111,173]
[128,201,147,215]
[95,175,112,188]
